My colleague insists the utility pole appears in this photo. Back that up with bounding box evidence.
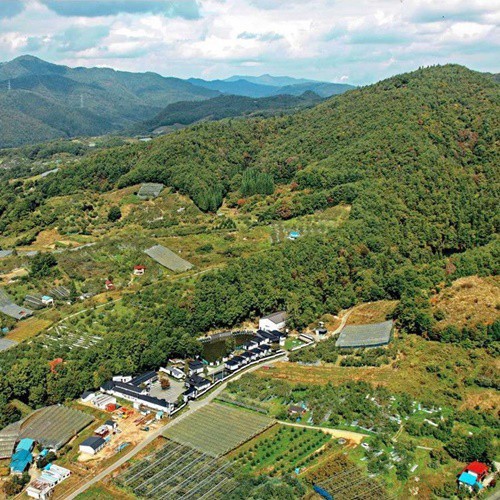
[7,79,11,91]
[80,94,84,108]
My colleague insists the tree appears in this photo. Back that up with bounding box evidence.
[30,252,57,277]
[107,205,122,222]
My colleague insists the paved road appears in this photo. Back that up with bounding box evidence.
[64,354,287,500]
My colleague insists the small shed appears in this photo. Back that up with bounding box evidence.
[133,265,146,276]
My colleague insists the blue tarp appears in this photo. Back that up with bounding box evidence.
[313,485,333,500]
[459,472,477,486]
[10,449,33,473]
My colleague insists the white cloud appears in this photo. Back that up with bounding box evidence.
[0,0,498,83]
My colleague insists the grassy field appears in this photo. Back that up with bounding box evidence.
[254,335,499,410]
[5,317,52,342]
[346,300,398,325]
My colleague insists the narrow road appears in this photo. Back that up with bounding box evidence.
[277,421,367,444]
[63,354,286,500]
[330,309,352,336]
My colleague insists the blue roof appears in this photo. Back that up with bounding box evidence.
[459,472,477,486]
[16,438,35,452]
[289,231,300,237]
[11,449,33,472]
[42,295,53,301]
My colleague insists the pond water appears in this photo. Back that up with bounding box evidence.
[202,334,254,363]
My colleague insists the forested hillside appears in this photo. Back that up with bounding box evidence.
[0,64,498,427]
[0,55,219,148]
[133,92,324,134]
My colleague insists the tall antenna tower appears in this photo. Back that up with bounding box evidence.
[80,94,84,108]
[7,79,11,91]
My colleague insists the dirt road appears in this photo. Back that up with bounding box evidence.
[277,421,367,444]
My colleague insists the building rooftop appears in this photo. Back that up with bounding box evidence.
[80,436,105,450]
[335,320,393,348]
[261,311,287,324]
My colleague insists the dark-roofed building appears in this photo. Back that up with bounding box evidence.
[79,436,105,456]
[129,371,158,387]
[188,360,204,375]
[335,320,394,348]
[0,289,33,320]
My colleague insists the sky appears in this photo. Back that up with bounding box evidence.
[0,0,498,84]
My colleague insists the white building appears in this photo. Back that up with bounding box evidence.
[259,311,287,332]
[79,436,105,456]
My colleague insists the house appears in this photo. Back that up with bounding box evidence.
[105,280,115,291]
[129,371,158,387]
[225,358,241,372]
[93,425,109,438]
[41,296,54,306]
[101,380,174,413]
[160,366,185,380]
[188,360,204,376]
[288,231,300,240]
[288,405,306,417]
[27,464,71,500]
[104,420,117,432]
[10,449,33,474]
[241,351,256,363]
[133,265,146,276]
[112,375,133,383]
[250,347,265,359]
[16,438,35,453]
[256,329,285,346]
[92,393,117,410]
[259,311,287,332]
[79,436,105,456]
[459,462,489,491]
[80,391,95,403]
[186,374,211,396]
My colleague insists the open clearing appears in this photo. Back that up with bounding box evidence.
[431,275,500,328]
[5,317,52,342]
[255,336,500,409]
[346,300,398,325]
[163,403,273,457]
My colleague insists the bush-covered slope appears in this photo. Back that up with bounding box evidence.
[31,64,498,253]
[0,65,498,429]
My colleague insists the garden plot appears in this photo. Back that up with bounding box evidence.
[116,439,238,499]
[41,324,103,350]
[163,403,274,457]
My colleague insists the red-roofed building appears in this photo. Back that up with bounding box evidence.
[105,280,115,291]
[133,265,146,276]
[463,461,488,481]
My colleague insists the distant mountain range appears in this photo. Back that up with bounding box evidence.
[0,55,355,148]
[187,76,354,98]
[133,92,324,135]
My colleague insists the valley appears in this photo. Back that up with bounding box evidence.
[0,63,498,499]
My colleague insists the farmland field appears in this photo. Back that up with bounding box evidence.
[116,439,238,499]
[163,403,274,457]
[307,452,389,500]
[231,425,332,476]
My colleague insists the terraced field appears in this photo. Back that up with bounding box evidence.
[163,403,274,457]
